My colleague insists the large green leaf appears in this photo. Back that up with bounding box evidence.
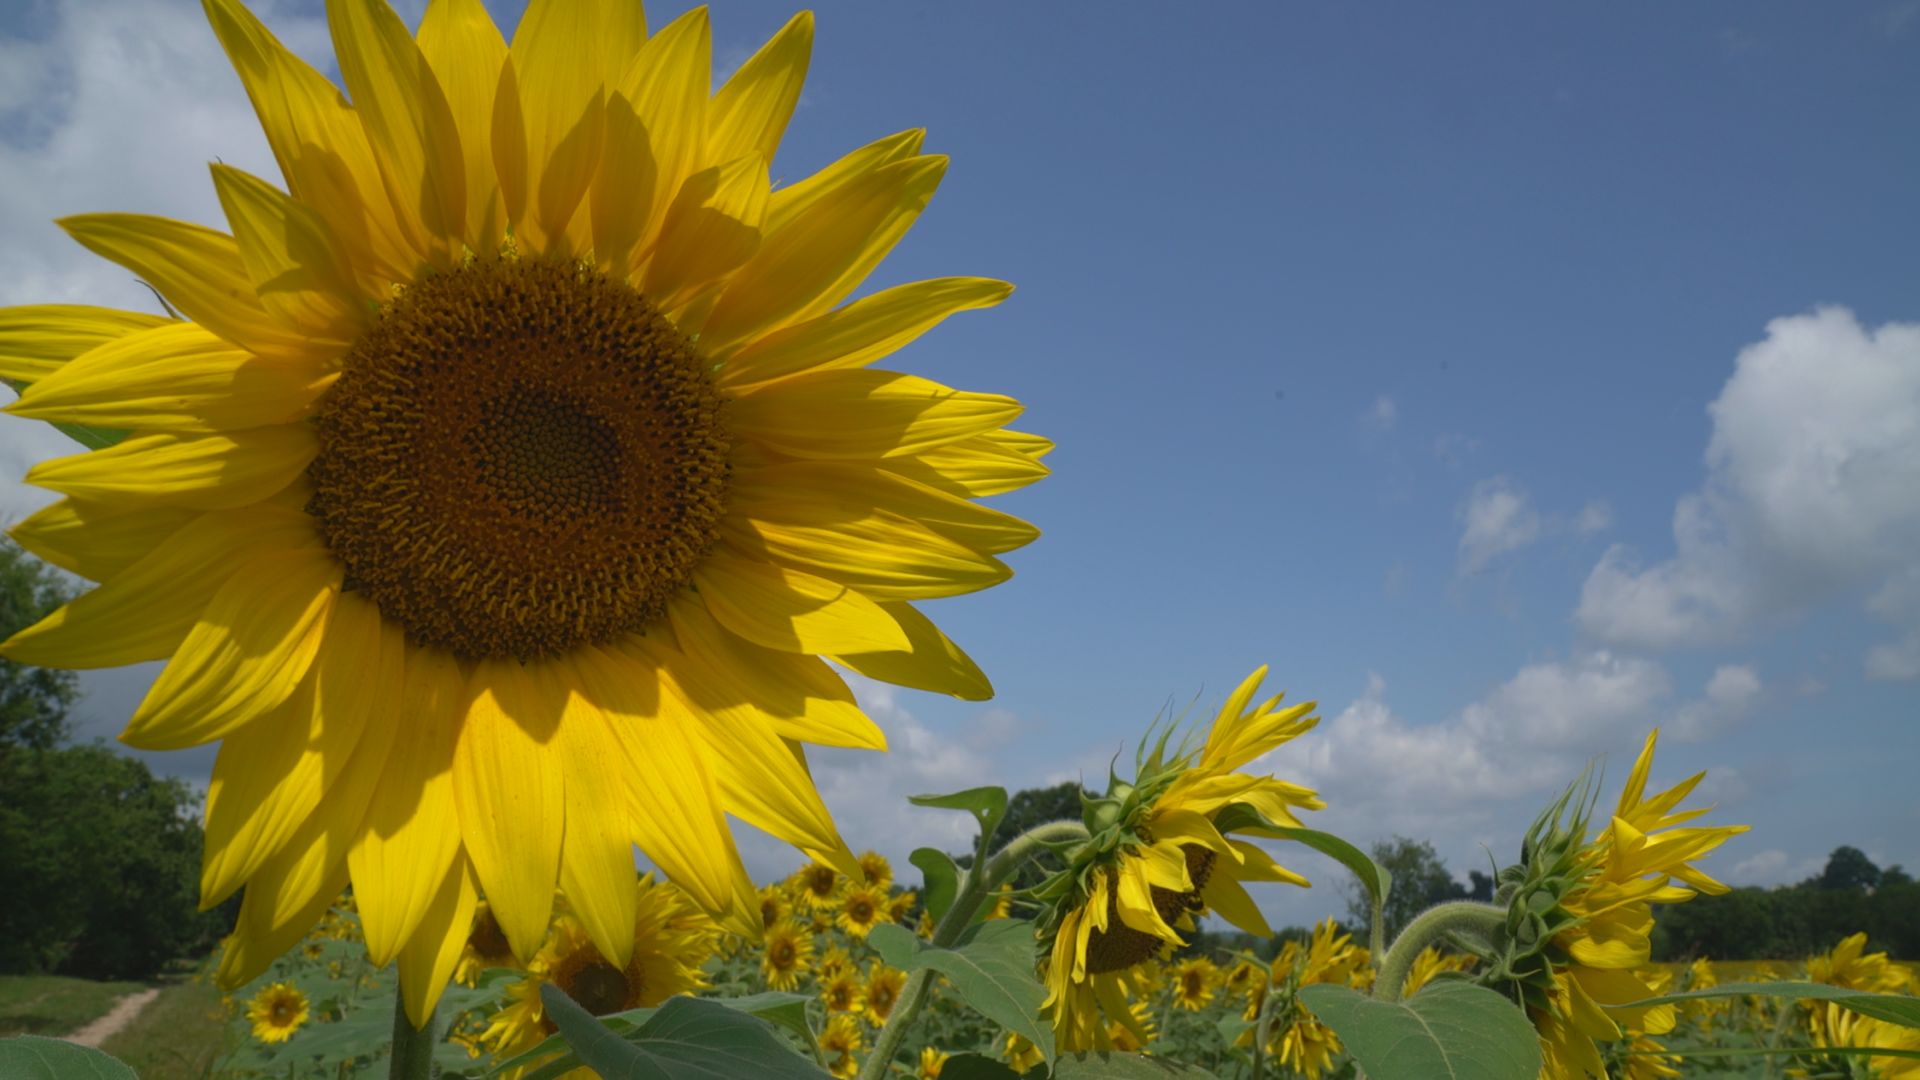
[869,919,1053,1067]
[939,1052,1218,1079]
[502,993,821,1080]
[909,786,1010,858]
[0,1037,138,1080]
[911,846,961,921]
[1621,981,1920,1030]
[538,989,827,1079]
[1297,981,1541,1080]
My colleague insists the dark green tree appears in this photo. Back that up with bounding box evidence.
[1881,865,1914,888]
[1344,836,1469,942]
[0,539,78,752]
[1818,846,1881,892]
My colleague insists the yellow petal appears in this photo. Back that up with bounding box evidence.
[1201,872,1274,938]
[10,498,195,582]
[705,11,811,169]
[503,0,645,255]
[123,549,340,751]
[328,0,465,263]
[209,164,367,340]
[665,596,885,751]
[551,654,640,967]
[349,646,465,966]
[218,824,352,988]
[0,304,173,384]
[734,460,1038,556]
[203,0,415,285]
[700,155,945,350]
[397,852,479,1028]
[25,426,315,509]
[692,550,907,655]
[571,641,737,915]
[762,129,922,235]
[597,7,710,275]
[644,154,768,306]
[733,369,1021,461]
[6,322,334,433]
[673,685,850,862]
[0,505,319,669]
[832,600,992,701]
[199,592,402,907]
[878,432,1051,499]
[57,214,312,358]
[417,0,509,250]
[723,500,1011,601]
[455,657,564,961]
[1114,857,1182,944]
[989,428,1054,460]
[722,277,1011,388]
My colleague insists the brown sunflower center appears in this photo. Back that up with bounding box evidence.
[771,940,797,967]
[561,959,632,1017]
[1083,844,1217,975]
[307,257,730,661]
[467,907,512,962]
[849,898,874,922]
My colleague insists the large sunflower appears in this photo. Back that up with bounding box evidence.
[0,0,1041,1027]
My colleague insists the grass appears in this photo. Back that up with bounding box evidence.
[99,973,232,1080]
[0,973,148,1037]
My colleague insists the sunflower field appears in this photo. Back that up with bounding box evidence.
[0,0,1916,1078]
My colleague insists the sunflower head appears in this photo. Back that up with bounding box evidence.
[856,849,893,889]
[795,860,845,909]
[757,885,792,932]
[821,1013,864,1078]
[886,889,918,924]
[761,919,814,992]
[820,968,864,1015]
[245,982,309,1044]
[862,962,908,1025]
[1035,666,1322,1049]
[835,882,889,939]
[454,900,522,985]
[1171,956,1218,1010]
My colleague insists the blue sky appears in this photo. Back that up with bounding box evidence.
[1,0,1916,929]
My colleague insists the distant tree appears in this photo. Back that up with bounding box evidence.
[1467,869,1496,903]
[0,540,78,752]
[1345,836,1469,942]
[1879,864,1913,888]
[955,782,1090,892]
[1818,846,1881,892]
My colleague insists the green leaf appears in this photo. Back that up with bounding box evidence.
[539,989,828,1079]
[869,919,1053,1068]
[716,992,819,1058]
[1620,981,1920,1030]
[911,846,961,922]
[938,1056,1022,1080]
[1296,981,1541,1080]
[0,1037,139,1080]
[937,1052,1220,1079]
[1208,805,1391,912]
[909,786,1009,857]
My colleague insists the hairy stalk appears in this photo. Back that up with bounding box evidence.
[388,984,437,1080]
[1372,901,1507,1003]
[856,820,1090,1080]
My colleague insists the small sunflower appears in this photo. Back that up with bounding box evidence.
[482,877,716,1062]
[916,1046,949,1079]
[1106,995,1157,1053]
[983,883,1015,920]
[1398,945,1474,998]
[1037,666,1322,1050]
[836,882,890,939]
[1222,954,1263,1002]
[453,900,521,985]
[761,919,813,991]
[0,0,1041,1026]
[1170,956,1217,1010]
[821,1012,864,1079]
[1678,955,1724,1033]
[862,962,908,1025]
[757,885,792,933]
[856,849,893,889]
[793,860,845,910]
[886,889,918,925]
[1805,932,1917,1048]
[1244,920,1364,1080]
[245,981,309,1043]
[820,967,864,1015]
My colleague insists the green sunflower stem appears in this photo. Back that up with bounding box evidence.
[1371,900,1507,1003]
[387,984,437,1080]
[855,819,1090,1080]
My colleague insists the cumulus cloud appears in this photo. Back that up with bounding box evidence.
[1457,477,1542,575]
[1727,848,1824,887]
[1577,308,1920,663]
[1363,395,1398,431]
[1574,500,1614,536]
[1672,664,1763,741]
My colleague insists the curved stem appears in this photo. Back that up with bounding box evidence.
[1372,901,1507,1003]
[855,820,1090,1080]
[387,982,437,1080]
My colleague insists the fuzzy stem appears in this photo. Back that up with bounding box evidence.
[1372,901,1507,1003]
[855,820,1090,1080]
[387,983,437,1080]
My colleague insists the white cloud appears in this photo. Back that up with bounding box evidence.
[1457,476,1542,575]
[1364,395,1398,431]
[1727,848,1824,887]
[1865,568,1920,681]
[1577,308,1920,657]
[1574,499,1614,536]
[1673,664,1762,741]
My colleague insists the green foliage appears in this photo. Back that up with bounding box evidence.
[1341,836,1465,943]
[1296,981,1543,1080]
[1623,980,1920,1030]
[0,540,78,754]
[0,1035,138,1080]
[958,782,1087,889]
[1819,845,1882,892]
[1652,872,1920,961]
[870,920,1053,1069]
[538,990,829,1079]
[0,975,146,1037]
[0,743,221,979]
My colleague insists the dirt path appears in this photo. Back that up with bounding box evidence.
[64,987,160,1048]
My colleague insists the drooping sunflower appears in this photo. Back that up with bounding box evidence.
[862,961,908,1025]
[0,0,1042,1028]
[1804,932,1918,1048]
[1242,919,1367,1080]
[1170,956,1217,1011]
[836,881,890,939]
[761,918,813,991]
[482,876,717,1062]
[245,981,310,1043]
[1470,731,1746,1080]
[1603,966,1681,1080]
[1037,666,1322,1050]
